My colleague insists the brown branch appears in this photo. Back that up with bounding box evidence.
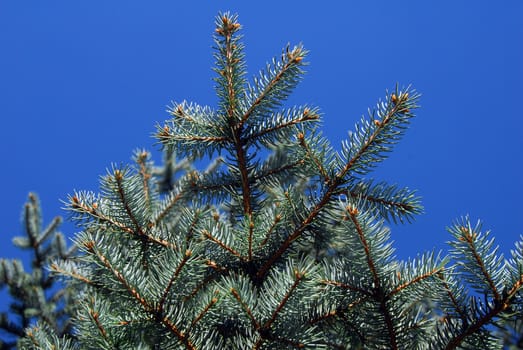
[172,106,195,122]
[94,248,150,310]
[389,267,443,297]
[262,269,304,330]
[190,292,220,329]
[437,271,468,324]
[379,297,398,350]
[344,189,416,213]
[259,214,282,248]
[348,209,398,349]
[203,229,243,258]
[92,245,195,349]
[205,258,228,273]
[147,235,176,250]
[253,271,307,349]
[310,296,369,347]
[183,261,227,302]
[347,209,380,289]
[136,151,152,212]
[25,329,41,347]
[247,112,318,141]
[233,135,253,215]
[230,288,261,329]
[160,315,197,350]
[256,159,305,182]
[248,214,254,259]
[71,198,134,234]
[72,191,175,250]
[460,226,501,300]
[253,337,264,349]
[190,158,304,194]
[222,19,238,122]
[114,170,146,237]
[444,273,523,350]
[310,308,338,325]
[256,185,334,280]
[339,98,401,180]
[321,279,372,296]
[506,272,523,302]
[169,104,205,125]
[50,263,93,285]
[297,132,330,182]
[239,46,304,126]
[89,309,108,339]
[218,17,254,217]
[314,294,370,318]
[227,33,305,218]
[179,208,202,245]
[154,192,184,226]
[256,97,406,280]
[158,250,192,314]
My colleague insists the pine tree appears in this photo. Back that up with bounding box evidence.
[0,194,76,350]
[10,12,523,349]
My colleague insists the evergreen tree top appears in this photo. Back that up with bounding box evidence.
[2,12,520,350]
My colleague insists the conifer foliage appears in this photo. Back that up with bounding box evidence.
[7,13,523,349]
[0,194,76,350]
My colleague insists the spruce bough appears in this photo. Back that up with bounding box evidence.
[0,194,76,350]
[10,13,523,349]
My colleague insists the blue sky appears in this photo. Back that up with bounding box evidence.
[1,2,522,271]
